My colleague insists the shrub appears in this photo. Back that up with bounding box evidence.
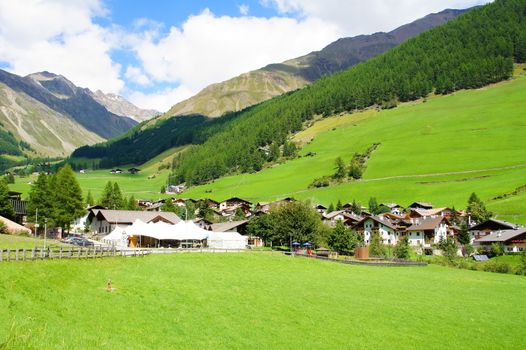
[436,237,458,262]
[369,231,386,257]
[490,242,505,257]
[393,236,410,259]
[0,219,7,234]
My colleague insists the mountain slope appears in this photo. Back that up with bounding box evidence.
[0,82,103,157]
[181,76,526,222]
[160,8,467,120]
[166,0,524,185]
[90,90,159,122]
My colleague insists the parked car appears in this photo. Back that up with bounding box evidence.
[69,237,94,247]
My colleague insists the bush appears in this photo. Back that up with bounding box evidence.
[0,219,6,234]
[393,236,410,259]
[480,261,512,274]
[490,242,505,257]
[436,237,458,262]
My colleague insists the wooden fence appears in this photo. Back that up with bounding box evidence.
[0,246,149,262]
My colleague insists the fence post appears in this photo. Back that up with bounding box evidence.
[32,248,36,260]
[22,249,26,261]
[0,249,3,262]
[7,249,10,262]
[59,247,63,259]
[15,249,19,261]
[78,248,81,259]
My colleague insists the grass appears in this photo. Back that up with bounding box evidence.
[0,234,69,249]
[181,76,526,220]
[0,253,524,349]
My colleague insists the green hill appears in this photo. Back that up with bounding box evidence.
[182,75,526,223]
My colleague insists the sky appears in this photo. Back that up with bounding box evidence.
[0,0,490,112]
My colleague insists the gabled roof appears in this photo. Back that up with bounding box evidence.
[210,220,248,232]
[407,216,447,231]
[353,215,397,230]
[323,210,346,220]
[380,203,401,209]
[408,202,433,209]
[89,209,181,225]
[475,229,526,243]
[410,207,451,217]
[469,219,519,231]
[221,197,252,205]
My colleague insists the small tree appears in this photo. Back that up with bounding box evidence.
[467,192,492,224]
[393,236,410,259]
[85,190,94,207]
[350,200,361,215]
[334,157,346,179]
[52,165,85,234]
[336,199,343,211]
[160,185,166,194]
[112,183,124,210]
[437,236,458,262]
[127,195,139,210]
[327,203,335,213]
[457,221,471,246]
[0,178,15,220]
[100,181,114,208]
[348,160,362,180]
[328,220,359,255]
[491,242,505,257]
[368,197,379,215]
[369,231,386,257]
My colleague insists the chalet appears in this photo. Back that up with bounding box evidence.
[408,207,453,219]
[8,191,27,224]
[406,216,452,248]
[194,218,213,230]
[219,197,252,211]
[469,219,519,244]
[315,204,328,215]
[474,228,526,253]
[128,167,141,174]
[210,220,261,246]
[408,202,433,210]
[322,210,348,227]
[166,184,186,194]
[87,209,181,235]
[379,203,403,216]
[352,215,399,245]
[343,213,363,227]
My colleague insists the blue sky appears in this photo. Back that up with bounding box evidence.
[0,0,489,111]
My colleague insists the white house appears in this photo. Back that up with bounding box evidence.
[406,216,451,247]
[353,216,399,245]
[469,219,519,244]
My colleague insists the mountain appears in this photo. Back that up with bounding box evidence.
[90,90,159,122]
[159,8,467,120]
[0,69,138,158]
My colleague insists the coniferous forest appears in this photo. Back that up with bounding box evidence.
[73,0,526,185]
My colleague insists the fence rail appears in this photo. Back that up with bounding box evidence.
[0,246,149,262]
[292,253,428,267]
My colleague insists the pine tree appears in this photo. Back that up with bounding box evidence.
[467,192,492,224]
[393,235,410,259]
[127,195,139,210]
[112,183,124,210]
[27,173,53,231]
[369,231,386,257]
[350,200,361,215]
[457,221,471,246]
[0,178,15,220]
[52,165,85,233]
[334,157,346,179]
[336,199,343,211]
[369,197,379,215]
[327,203,335,213]
[86,190,94,207]
[100,181,114,208]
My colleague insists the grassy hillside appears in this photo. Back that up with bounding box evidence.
[0,254,524,349]
[182,76,526,222]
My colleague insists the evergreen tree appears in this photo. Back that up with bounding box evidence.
[234,207,246,221]
[0,178,15,220]
[334,157,346,179]
[467,192,492,223]
[52,165,85,233]
[112,183,124,210]
[327,203,335,213]
[393,236,410,259]
[457,221,471,246]
[100,181,114,208]
[268,142,280,162]
[369,197,379,215]
[350,200,362,215]
[161,200,177,213]
[127,195,139,210]
[369,231,386,257]
[85,190,94,207]
[336,199,343,211]
[27,173,53,231]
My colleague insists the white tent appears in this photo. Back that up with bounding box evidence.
[102,226,128,248]
[206,231,247,249]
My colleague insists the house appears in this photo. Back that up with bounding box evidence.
[406,216,452,248]
[408,207,453,219]
[474,228,526,253]
[194,218,213,230]
[379,203,403,216]
[343,213,363,227]
[469,219,519,244]
[322,210,348,227]
[352,215,399,245]
[315,205,328,215]
[8,191,27,224]
[408,202,433,210]
[166,184,186,194]
[219,197,252,212]
[128,167,141,174]
[256,198,295,214]
[210,220,262,246]
[110,169,123,174]
[87,209,181,235]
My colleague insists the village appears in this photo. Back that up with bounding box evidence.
[2,187,524,257]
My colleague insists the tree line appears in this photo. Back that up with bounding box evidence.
[168,0,525,185]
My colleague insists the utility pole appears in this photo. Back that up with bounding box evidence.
[35,208,39,237]
[44,218,48,250]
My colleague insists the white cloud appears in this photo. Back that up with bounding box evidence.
[262,0,491,36]
[0,0,124,93]
[130,9,341,109]
[125,65,151,86]
[239,4,250,15]
[128,86,194,112]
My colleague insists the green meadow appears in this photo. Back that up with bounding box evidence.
[0,234,69,249]
[0,253,525,349]
[182,77,526,222]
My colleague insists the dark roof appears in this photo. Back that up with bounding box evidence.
[407,216,447,231]
[353,215,397,230]
[380,203,401,209]
[408,202,433,209]
[475,229,526,243]
[222,197,252,205]
[469,219,519,231]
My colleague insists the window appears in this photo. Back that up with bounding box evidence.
[417,232,420,237]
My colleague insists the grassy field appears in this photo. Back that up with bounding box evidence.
[0,253,524,349]
[181,76,526,222]
[0,234,69,249]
